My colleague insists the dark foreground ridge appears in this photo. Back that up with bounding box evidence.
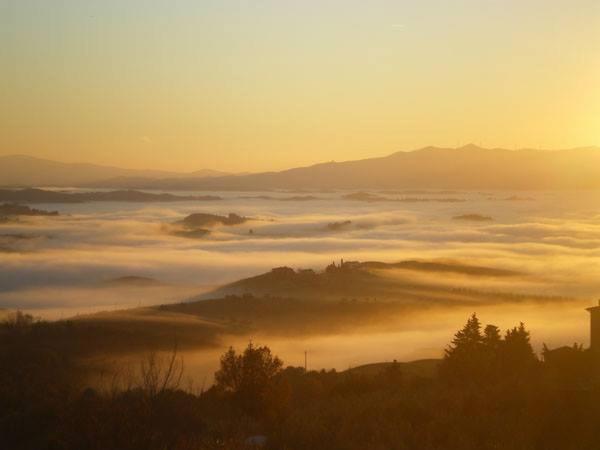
[2,310,600,450]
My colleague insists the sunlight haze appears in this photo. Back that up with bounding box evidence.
[3,0,600,171]
[5,2,600,448]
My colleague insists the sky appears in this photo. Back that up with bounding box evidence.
[2,0,600,172]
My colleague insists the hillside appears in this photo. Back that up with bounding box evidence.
[195,259,527,303]
[50,258,567,353]
[5,259,572,356]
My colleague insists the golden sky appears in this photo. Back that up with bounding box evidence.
[2,0,600,172]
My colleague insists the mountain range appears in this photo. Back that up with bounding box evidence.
[3,145,600,190]
[0,154,230,188]
[159,145,600,191]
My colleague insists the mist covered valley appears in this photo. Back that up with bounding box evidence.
[2,188,600,378]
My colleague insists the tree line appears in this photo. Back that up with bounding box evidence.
[1,312,598,449]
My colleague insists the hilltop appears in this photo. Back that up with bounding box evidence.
[196,259,525,303]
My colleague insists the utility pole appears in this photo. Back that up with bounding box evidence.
[304,350,307,372]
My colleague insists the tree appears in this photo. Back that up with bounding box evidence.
[440,314,487,384]
[446,313,484,354]
[445,313,484,356]
[214,342,283,415]
[138,347,184,397]
[500,322,538,380]
[483,324,501,350]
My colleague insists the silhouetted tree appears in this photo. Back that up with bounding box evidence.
[483,324,501,350]
[448,313,484,351]
[481,324,503,380]
[500,322,538,381]
[138,347,184,397]
[214,342,282,415]
[441,316,540,387]
[440,313,487,384]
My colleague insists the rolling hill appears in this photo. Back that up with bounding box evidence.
[189,259,543,305]
[8,258,571,356]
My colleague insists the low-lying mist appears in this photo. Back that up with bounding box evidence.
[2,189,600,375]
[2,190,600,305]
[96,298,591,390]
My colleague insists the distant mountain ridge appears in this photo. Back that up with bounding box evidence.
[4,145,600,190]
[0,154,230,188]
[85,145,600,191]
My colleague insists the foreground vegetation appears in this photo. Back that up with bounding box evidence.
[1,311,598,450]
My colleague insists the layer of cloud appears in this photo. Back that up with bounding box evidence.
[1,191,600,319]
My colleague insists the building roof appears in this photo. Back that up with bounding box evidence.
[586,300,600,312]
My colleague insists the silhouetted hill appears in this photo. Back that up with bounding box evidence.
[453,213,494,222]
[194,259,533,304]
[343,192,388,202]
[347,359,440,379]
[119,145,600,191]
[83,170,232,189]
[0,203,59,217]
[0,188,220,203]
[0,154,230,188]
[14,259,569,356]
[166,212,248,239]
[7,146,600,190]
[102,276,164,287]
[179,213,247,228]
[152,258,557,338]
[325,220,353,231]
[360,260,518,277]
